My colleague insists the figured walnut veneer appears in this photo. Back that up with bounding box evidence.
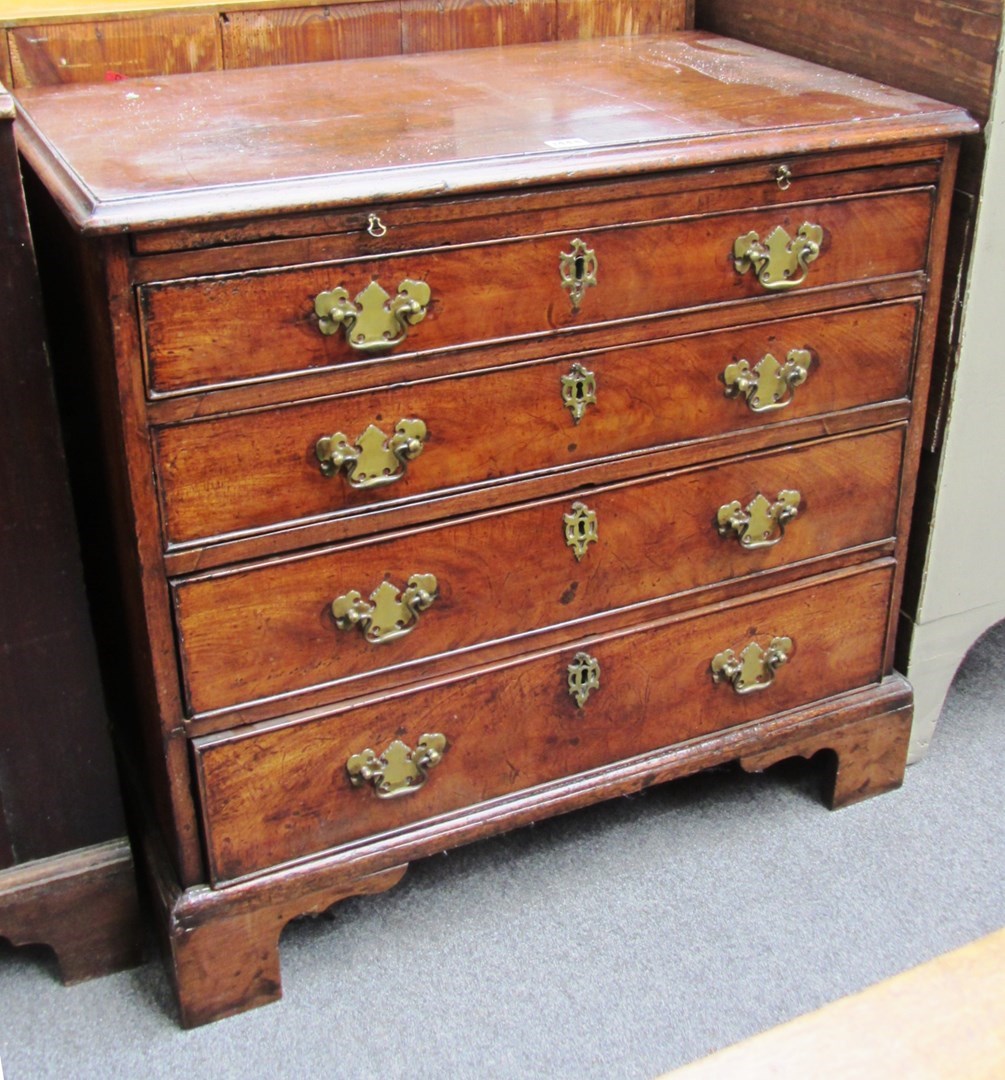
[13,32,975,1025]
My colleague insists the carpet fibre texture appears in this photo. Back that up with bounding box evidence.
[2,620,1003,1079]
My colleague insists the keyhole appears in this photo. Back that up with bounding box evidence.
[574,255,586,281]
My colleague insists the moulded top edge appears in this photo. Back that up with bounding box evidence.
[12,33,978,235]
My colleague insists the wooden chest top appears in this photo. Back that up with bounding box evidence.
[13,32,974,233]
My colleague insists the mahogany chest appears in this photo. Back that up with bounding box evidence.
[12,32,975,1025]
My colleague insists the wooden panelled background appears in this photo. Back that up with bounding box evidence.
[8,13,222,85]
[692,0,1002,623]
[0,0,693,86]
[697,0,1000,191]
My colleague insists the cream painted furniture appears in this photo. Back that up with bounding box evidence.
[903,41,1005,762]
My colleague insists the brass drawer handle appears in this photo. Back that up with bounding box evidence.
[316,419,427,489]
[717,490,801,550]
[347,733,446,798]
[331,573,437,645]
[711,636,792,694]
[564,501,598,561]
[733,222,823,290]
[722,348,811,412]
[314,278,431,352]
[561,362,597,424]
[568,651,601,708]
[559,238,598,312]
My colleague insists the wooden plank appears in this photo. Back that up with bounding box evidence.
[8,12,222,86]
[0,31,12,87]
[401,0,553,54]
[557,0,690,39]
[0,0,393,23]
[662,927,1005,1078]
[696,0,1002,125]
[222,2,399,68]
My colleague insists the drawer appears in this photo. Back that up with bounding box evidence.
[173,426,903,718]
[140,187,934,395]
[193,562,895,883]
[154,301,918,548]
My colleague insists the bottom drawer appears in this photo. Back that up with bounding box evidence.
[194,562,893,883]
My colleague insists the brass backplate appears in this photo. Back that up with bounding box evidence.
[717,490,801,549]
[316,418,427,488]
[711,636,793,694]
[722,349,811,413]
[315,278,431,352]
[733,222,823,290]
[346,733,447,798]
[331,573,438,645]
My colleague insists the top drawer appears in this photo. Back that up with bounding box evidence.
[138,184,935,397]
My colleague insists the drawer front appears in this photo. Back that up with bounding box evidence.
[140,188,933,395]
[155,301,918,548]
[193,563,894,882]
[173,426,903,717]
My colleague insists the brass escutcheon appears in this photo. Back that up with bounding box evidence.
[366,212,388,238]
[722,349,812,412]
[316,419,427,489]
[564,501,598,561]
[314,278,431,352]
[733,222,823,290]
[717,490,801,549]
[560,362,597,424]
[331,573,438,645]
[568,651,601,708]
[559,238,598,312]
[346,733,447,798]
[711,636,793,694]
[774,164,793,191]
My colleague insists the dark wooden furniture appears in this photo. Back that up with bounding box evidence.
[13,32,974,1025]
[0,83,141,983]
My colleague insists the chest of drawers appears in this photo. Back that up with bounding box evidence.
[13,32,974,1025]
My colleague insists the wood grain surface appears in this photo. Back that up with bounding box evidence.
[557,0,689,39]
[153,302,918,547]
[221,2,401,68]
[3,0,693,87]
[8,12,222,85]
[194,563,894,882]
[172,427,902,718]
[138,187,934,395]
[697,0,1001,126]
[12,33,975,232]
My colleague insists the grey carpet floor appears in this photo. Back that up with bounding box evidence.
[2,620,1003,1079]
